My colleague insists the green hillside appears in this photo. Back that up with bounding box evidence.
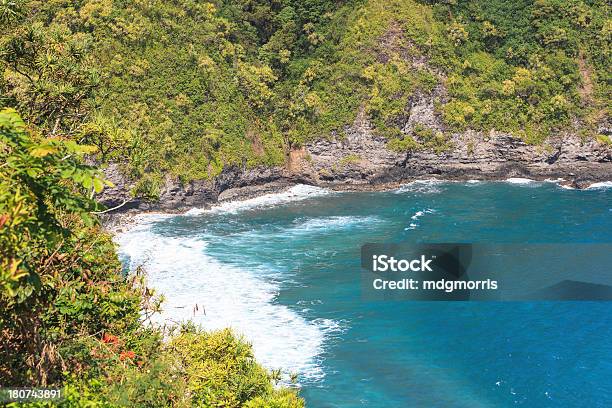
[1,0,609,196]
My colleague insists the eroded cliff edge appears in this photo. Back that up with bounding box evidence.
[98,113,612,213]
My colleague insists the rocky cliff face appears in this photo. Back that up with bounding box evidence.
[98,90,612,213]
[299,82,611,189]
[97,163,299,212]
[303,125,612,188]
[98,126,611,213]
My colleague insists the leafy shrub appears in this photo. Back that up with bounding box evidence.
[244,390,305,408]
[339,154,361,166]
[0,109,304,407]
[387,135,419,152]
[0,108,138,385]
[170,326,302,408]
[131,173,164,200]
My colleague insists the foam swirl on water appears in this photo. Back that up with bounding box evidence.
[290,216,380,233]
[405,209,435,230]
[114,186,343,383]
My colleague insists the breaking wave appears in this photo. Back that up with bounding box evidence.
[185,184,330,216]
[114,214,341,383]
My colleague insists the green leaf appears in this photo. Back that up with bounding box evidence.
[72,172,85,183]
[77,145,98,154]
[82,176,93,189]
[93,178,104,193]
[60,168,75,178]
[26,168,40,177]
[30,144,58,157]
[64,140,97,155]
[0,108,26,130]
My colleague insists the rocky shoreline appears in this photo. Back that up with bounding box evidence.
[98,127,612,219]
[98,165,612,231]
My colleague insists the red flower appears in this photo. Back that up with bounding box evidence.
[0,214,8,229]
[119,350,136,361]
[102,333,119,345]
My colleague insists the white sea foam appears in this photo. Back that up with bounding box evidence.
[410,210,427,220]
[393,177,610,192]
[395,179,446,194]
[587,181,612,190]
[114,220,340,382]
[405,209,435,230]
[290,216,379,233]
[185,184,330,215]
[504,177,536,184]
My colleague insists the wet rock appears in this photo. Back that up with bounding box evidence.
[301,126,612,188]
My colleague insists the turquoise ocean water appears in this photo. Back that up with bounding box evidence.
[116,180,612,407]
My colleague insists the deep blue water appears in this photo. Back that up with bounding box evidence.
[118,180,612,407]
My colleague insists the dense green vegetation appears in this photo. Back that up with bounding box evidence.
[0,108,303,406]
[1,0,608,194]
[431,0,610,143]
[0,1,609,405]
